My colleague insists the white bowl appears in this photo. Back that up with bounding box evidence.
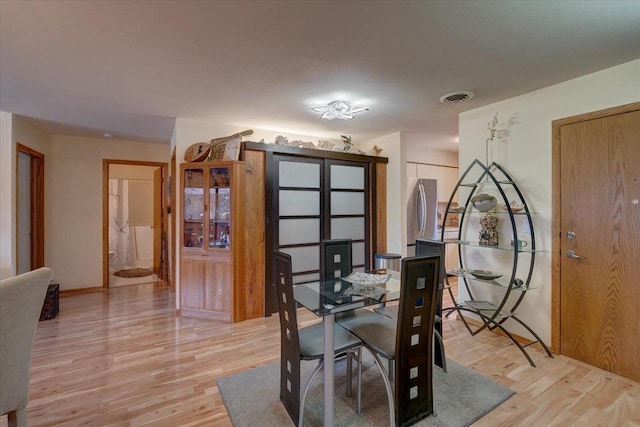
[471,194,497,212]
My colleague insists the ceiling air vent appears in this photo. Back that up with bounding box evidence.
[439,91,474,104]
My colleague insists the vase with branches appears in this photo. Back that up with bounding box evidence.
[485,113,498,167]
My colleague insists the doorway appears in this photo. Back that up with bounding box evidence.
[102,160,169,288]
[552,101,640,382]
[16,143,45,274]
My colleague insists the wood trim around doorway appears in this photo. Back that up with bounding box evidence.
[16,143,45,271]
[102,159,169,288]
[550,101,640,353]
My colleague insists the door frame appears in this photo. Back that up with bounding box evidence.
[16,143,45,272]
[170,147,176,290]
[551,100,640,353]
[102,159,168,288]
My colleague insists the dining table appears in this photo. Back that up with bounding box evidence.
[293,269,402,427]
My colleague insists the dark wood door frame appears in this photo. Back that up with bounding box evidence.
[16,143,45,271]
[551,101,640,353]
[170,147,177,291]
[102,159,168,288]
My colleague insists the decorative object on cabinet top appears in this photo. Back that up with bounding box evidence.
[370,144,384,156]
[341,134,366,154]
[265,134,370,155]
[271,135,343,152]
[184,129,253,162]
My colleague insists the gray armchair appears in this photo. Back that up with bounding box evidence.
[1,267,53,427]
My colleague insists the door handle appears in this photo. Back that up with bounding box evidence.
[417,184,425,235]
[566,250,586,260]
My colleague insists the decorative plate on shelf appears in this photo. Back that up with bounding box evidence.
[469,270,503,280]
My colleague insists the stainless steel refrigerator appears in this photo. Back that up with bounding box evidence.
[406,178,439,256]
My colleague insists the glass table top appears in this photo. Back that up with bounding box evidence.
[293,269,401,316]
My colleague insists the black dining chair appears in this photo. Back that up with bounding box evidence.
[320,238,354,282]
[274,251,363,426]
[349,255,440,427]
[375,239,447,371]
[323,239,389,349]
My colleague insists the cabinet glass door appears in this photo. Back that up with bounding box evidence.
[209,166,231,249]
[183,167,204,248]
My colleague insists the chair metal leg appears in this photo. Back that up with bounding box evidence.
[345,348,362,414]
[367,349,396,427]
[298,362,324,427]
[299,350,363,426]
[356,347,362,414]
[346,352,353,397]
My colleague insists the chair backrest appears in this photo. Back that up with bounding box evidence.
[415,239,446,368]
[274,251,301,423]
[0,267,53,418]
[394,255,439,426]
[320,239,353,282]
[415,239,445,289]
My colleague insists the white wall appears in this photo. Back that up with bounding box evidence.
[110,164,157,226]
[458,58,640,344]
[404,140,458,167]
[45,135,169,289]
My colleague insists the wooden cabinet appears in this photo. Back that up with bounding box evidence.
[180,161,245,322]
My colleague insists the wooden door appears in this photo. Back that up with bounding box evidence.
[558,106,640,382]
[153,167,163,275]
[170,148,177,289]
[16,144,45,273]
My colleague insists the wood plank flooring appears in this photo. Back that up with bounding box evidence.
[2,280,639,426]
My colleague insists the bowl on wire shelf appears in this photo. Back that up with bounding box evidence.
[470,194,497,212]
[468,270,502,280]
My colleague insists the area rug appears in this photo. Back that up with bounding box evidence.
[218,352,514,427]
[113,268,154,278]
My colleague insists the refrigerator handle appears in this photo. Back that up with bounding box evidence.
[417,183,427,236]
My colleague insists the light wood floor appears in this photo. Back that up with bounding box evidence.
[2,281,639,427]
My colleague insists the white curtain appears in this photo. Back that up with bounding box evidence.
[109,179,131,268]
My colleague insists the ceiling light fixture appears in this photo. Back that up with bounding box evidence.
[439,91,474,104]
[310,100,370,120]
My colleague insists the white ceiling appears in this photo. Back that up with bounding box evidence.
[1,1,639,151]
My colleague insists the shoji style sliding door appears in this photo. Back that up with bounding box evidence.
[274,156,370,288]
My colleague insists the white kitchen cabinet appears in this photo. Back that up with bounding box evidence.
[438,166,459,203]
[416,163,439,180]
[406,162,417,180]
[442,229,459,271]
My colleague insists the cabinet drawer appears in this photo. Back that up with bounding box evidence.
[181,249,231,263]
